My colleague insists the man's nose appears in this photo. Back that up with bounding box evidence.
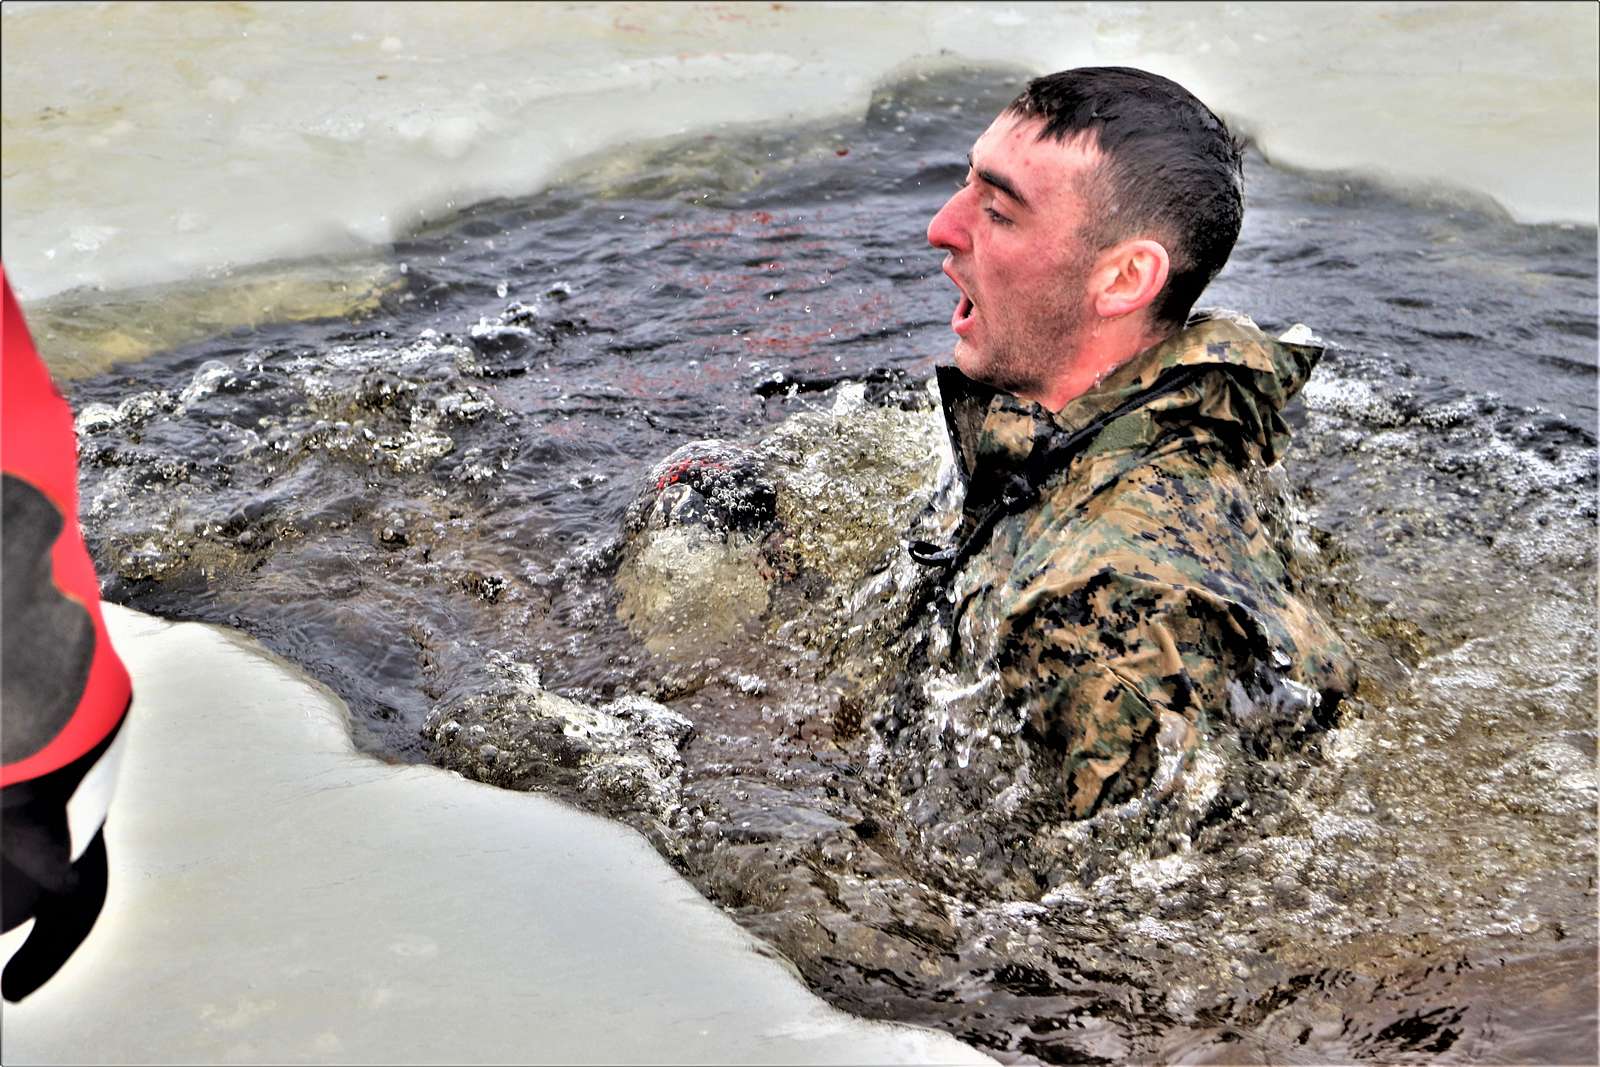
[926,190,969,253]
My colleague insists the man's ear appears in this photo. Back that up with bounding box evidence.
[1091,239,1170,320]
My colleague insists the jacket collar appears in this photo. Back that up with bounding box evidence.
[937,310,1325,499]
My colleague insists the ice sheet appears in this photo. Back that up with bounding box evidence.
[3,1,1595,303]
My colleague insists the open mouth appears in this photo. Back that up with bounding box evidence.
[943,260,977,336]
[952,291,976,334]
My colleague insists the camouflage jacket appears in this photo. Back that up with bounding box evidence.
[910,312,1356,819]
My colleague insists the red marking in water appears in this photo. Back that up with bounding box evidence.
[654,456,730,492]
[835,148,850,157]
[653,209,817,243]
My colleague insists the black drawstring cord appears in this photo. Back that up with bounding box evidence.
[905,539,957,568]
[907,474,1034,574]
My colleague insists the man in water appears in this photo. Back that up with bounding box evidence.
[619,66,1356,839]
[898,66,1355,821]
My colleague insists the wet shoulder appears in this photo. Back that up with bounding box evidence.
[1006,443,1288,608]
[991,444,1355,701]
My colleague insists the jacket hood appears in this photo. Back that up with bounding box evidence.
[938,309,1325,492]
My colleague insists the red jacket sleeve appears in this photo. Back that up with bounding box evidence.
[2,262,131,788]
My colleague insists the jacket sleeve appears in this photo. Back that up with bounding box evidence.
[2,263,133,1002]
[995,566,1235,818]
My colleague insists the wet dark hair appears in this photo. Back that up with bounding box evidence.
[1006,67,1244,329]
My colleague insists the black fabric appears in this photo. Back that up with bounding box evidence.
[1,710,126,1001]
[934,364,1002,488]
[2,474,96,765]
[1,826,108,1002]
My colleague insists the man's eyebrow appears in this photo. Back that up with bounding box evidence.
[967,152,1031,208]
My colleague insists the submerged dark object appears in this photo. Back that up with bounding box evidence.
[754,365,911,402]
[624,440,778,537]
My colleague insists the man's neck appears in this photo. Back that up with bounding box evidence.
[1036,317,1173,413]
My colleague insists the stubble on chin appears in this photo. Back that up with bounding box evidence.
[966,343,1022,396]
[989,296,1099,405]
[957,326,1067,405]
[952,335,1018,400]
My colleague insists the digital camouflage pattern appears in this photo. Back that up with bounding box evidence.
[909,310,1356,821]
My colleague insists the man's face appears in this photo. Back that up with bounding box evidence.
[927,113,1103,400]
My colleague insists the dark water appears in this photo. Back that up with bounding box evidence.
[50,66,1598,1063]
